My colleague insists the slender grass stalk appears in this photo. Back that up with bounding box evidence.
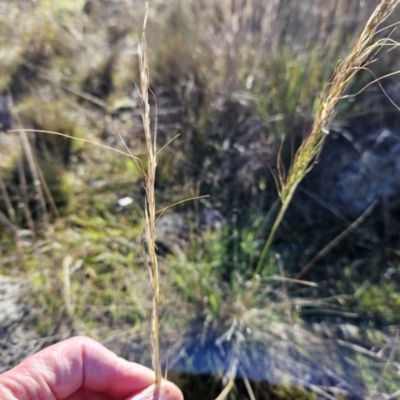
[16,149,35,232]
[253,0,400,278]
[35,162,59,217]
[9,129,143,162]
[138,2,162,391]
[0,174,16,223]
[214,379,235,400]
[214,357,239,400]
[62,255,73,317]
[243,377,256,400]
[8,92,50,228]
[253,185,295,277]
[0,170,24,268]
[0,210,24,268]
[18,131,49,226]
[295,200,378,280]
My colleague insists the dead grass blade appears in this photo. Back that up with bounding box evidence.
[215,358,238,400]
[243,377,256,400]
[15,156,35,232]
[214,379,235,400]
[8,91,50,227]
[9,129,143,164]
[295,200,378,280]
[155,195,209,215]
[0,174,16,223]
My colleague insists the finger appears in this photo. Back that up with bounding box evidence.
[65,388,114,400]
[124,382,184,400]
[0,336,155,399]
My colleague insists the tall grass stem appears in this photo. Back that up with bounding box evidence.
[138,2,162,391]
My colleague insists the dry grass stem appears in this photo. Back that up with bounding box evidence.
[10,129,143,164]
[138,2,162,390]
[18,130,49,226]
[386,388,400,400]
[214,358,238,400]
[295,200,378,280]
[0,210,24,268]
[155,195,209,216]
[16,153,35,232]
[0,174,16,223]
[214,379,235,400]
[0,210,17,232]
[8,93,50,227]
[243,377,256,400]
[62,255,73,317]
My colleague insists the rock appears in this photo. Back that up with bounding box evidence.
[304,124,400,217]
[155,212,190,256]
[155,208,224,256]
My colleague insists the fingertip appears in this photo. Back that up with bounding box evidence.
[161,381,184,400]
[125,380,184,400]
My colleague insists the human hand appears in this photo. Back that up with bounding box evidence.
[0,336,183,400]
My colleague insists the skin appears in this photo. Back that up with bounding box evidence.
[0,336,183,400]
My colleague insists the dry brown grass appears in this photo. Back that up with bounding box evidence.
[138,3,162,392]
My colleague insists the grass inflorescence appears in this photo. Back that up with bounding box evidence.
[138,3,162,389]
[254,0,400,278]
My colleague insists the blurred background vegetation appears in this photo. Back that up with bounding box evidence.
[1,0,400,399]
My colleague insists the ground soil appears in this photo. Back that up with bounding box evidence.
[0,277,40,372]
